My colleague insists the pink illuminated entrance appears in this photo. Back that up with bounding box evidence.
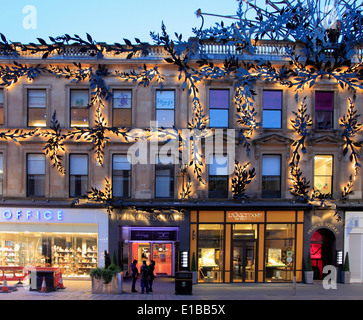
[310,228,336,280]
[131,243,173,276]
[128,227,178,276]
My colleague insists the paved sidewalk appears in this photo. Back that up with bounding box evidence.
[0,276,363,300]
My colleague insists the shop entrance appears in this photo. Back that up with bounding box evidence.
[233,241,256,282]
[310,228,336,280]
[232,224,257,283]
[130,242,174,276]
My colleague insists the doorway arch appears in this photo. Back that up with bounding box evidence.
[310,228,336,280]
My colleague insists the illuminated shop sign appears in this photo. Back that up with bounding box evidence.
[226,211,265,223]
[0,209,64,222]
[119,212,184,222]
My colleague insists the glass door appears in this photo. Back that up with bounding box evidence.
[152,243,173,276]
[233,241,256,282]
[232,224,257,283]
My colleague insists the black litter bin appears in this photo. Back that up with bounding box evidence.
[175,271,192,295]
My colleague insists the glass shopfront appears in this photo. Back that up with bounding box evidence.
[190,210,304,283]
[0,231,98,278]
[265,224,295,282]
[198,224,224,282]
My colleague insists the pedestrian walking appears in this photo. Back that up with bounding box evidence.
[149,260,155,292]
[140,260,150,294]
[131,259,138,292]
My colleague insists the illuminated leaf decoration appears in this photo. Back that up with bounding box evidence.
[340,99,362,198]
[115,65,164,87]
[231,161,256,200]
[38,111,66,175]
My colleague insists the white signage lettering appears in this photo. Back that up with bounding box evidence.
[0,209,63,222]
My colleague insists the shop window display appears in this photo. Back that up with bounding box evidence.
[265,224,295,282]
[0,232,97,278]
[198,224,224,282]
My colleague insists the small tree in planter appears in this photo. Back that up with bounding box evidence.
[341,252,351,284]
[191,252,198,284]
[304,252,314,284]
[91,260,122,294]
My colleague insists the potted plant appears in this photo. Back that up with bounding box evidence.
[91,255,123,294]
[191,252,198,284]
[304,252,314,284]
[341,252,351,284]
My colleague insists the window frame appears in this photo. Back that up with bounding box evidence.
[262,90,282,129]
[208,154,229,198]
[314,91,334,130]
[262,154,282,198]
[154,154,175,198]
[70,89,90,128]
[112,89,132,128]
[27,89,47,128]
[208,89,229,128]
[0,89,4,127]
[313,154,334,196]
[69,154,89,198]
[26,153,46,197]
[155,89,175,128]
[112,154,131,198]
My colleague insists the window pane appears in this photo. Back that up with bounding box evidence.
[113,108,131,127]
[315,111,332,129]
[315,91,333,110]
[209,175,228,198]
[113,155,131,170]
[69,175,88,197]
[209,109,228,127]
[70,155,88,175]
[263,110,281,128]
[156,90,175,109]
[209,155,228,176]
[262,155,281,176]
[27,154,45,197]
[28,108,47,127]
[210,90,229,109]
[113,155,131,198]
[314,155,332,175]
[262,155,281,198]
[198,224,224,282]
[265,224,295,282]
[315,91,333,129]
[71,90,89,107]
[156,109,174,127]
[0,90,3,104]
[71,109,89,127]
[28,90,46,108]
[314,155,333,194]
[155,165,174,198]
[263,90,282,110]
[113,90,132,109]
[28,154,45,174]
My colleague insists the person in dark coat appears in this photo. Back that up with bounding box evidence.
[131,259,138,292]
[140,260,150,294]
[148,260,155,292]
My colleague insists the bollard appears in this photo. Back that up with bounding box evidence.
[292,275,296,296]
